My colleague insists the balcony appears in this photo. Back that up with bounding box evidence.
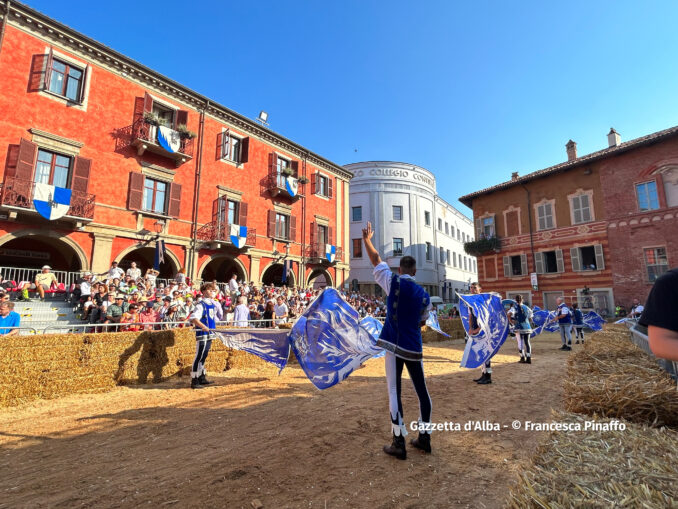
[262,173,305,200]
[306,243,343,264]
[196,221,257,250]
[130,119,194,166]
[0,176,95,223]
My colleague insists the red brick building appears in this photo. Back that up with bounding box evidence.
[0,2,351,288]
[459,127,678,316]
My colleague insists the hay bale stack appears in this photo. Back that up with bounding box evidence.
[422,318,466,343]
[507,411,678,508]
[564,329,678,428]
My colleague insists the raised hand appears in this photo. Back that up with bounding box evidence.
[362,221,374,241]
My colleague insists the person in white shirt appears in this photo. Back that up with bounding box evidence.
[274,296,289,326]
[628,298,644,319]
[228,274,239,300]
[126,262,141,281]
[233,296,250,327]
[104,261,125,281]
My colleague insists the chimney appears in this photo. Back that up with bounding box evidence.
[566,140,577,161]
[607,127,621,148]
[511,171,519,180]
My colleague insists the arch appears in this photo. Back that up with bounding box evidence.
[197,254,248,284]
[261,261,296,287]
[307,268,333,289]
[114,244,181,279]
[0,229,88,270]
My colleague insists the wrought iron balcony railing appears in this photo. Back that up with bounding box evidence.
[263,173,304,200]
[196,221,257,247]
[0,177,95,220]
[306,243,343,263]
[130,118,194,164]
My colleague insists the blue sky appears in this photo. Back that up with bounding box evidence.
[21,0,678,216]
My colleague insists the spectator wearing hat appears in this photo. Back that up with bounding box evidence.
[157,296,172,320]
[121,303,142,332]
[105,294,127,329]
[151,294,164,312]
[32,265,58,301]
[139,302,160,331]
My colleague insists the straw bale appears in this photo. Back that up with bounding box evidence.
[507,411,678,508]
[422,319,466,343]
[564,329,678,429]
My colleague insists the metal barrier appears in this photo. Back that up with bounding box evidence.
[628,322,678,384]
[0,266,80,290]
[0,326,38,335]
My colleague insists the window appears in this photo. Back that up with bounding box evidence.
[276,156,291,187]
[426,242,432,261]
[352,206,362,222]
[504,254,527,277]
[352,239,362,258]
[570,245,605,271]
[48,58,84,102]
[317,224,328,245]
[537,202,554,230]
[227,200,239,225]
[446,249,451,266]
[152,102,175,128]
[456,228,460,241]
[453,252,457,267]
[636,181,659,211]
[481,217,495,238]
[142,178,167,214]
[571,194,592,224]
[438,218,442,230]
[35,149,71,188]
[393,205,403,221]
[463,257,467,271]
[393,238,403,257]
[473,259,477,272]
[425,211,431,226]
[445,222,449,235]
[275,213,289,239]
[536,250,563,274]
[439,247,445,263]
[317,175,329,196]
[221,132,242,163]
[645,247,668,282]
[462,232,466,243]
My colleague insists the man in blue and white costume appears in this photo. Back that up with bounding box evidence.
[554,296,572,351]
[189,283,223,389]
[362,222,433,460]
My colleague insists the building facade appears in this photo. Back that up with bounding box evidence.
[345,161,476,300]
[0,2,351,288]
[459,126,678,315]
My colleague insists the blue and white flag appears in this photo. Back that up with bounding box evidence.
[458,292,509,369]
[216,329,290,372]
[583,311,606,331]
[154,239,166,270]
[325,244,336,263]
[33,183,71,220]
[360,316,386,358]
[531,308,558,337]
[426,309,450,337]
[289,288,383,390]
[229,224,248,249]
[157,125,181,153]
[285,176,298,197]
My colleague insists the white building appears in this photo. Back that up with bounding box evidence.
[345,161,477,303]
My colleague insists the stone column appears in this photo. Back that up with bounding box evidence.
[250,255,261,285]
[91,233,115,274]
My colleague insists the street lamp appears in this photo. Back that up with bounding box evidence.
[153,220,165,234]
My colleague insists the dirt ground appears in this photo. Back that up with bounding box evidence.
[0,332,571,509]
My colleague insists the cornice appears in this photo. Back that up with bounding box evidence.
[4,1,353,182]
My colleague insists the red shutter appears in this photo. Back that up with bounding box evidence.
[4,145,20,179]
[168,183,182,217]
[212,197,220,222]
[127,172,145,211]
[239,201,248,226]
[15,139,38,182]
[216,131,223,160]
[268,152,277,175]
[291,160,299,177]
[328,226,334,246]
[240,137,249,164]
[289,215,297,242]
[71,156,91,194]
[267,210,276,237]
[28,54,49,92]
[143,92,153,114]
[43,48,53,91]
[175,110,188,129]
[78,64,89,104]
[311,173,317,195]
[328,177,333,199]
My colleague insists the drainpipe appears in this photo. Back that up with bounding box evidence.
[520,182,536,271]
[0,1,10,55]
[188,100,207,282]
[300,151,309,288]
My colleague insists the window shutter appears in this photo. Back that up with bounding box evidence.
[78,65,89,104]
[570,247,581,272]
[238,201,248,226]
[28,53,50,92]
[475,218,481,238]
[143,92,153,114]
[268,153,277,175]
[291,161,299,177]
[127,172,145,211]
[240,137,249,164]
[4,144,20,179]
[289,215,297,241]
[71,156,92,194]
[521,254,528,276]
[267,210,276,237]
[556,249,564,273]
[594,244,605,270]
[168,183,182,217]
[175,110,188,129]
[310,222,316,249]
[15,138,38,182]
[503,256,510,278]
[311,173,317,195]
[43,48,53,91]
[212,197,220,223]
[535,252,544,274]
[216,131,224,160]
[328,177,333,198]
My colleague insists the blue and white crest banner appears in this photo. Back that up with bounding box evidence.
[325,244,336,263]
[426,309,450,337]
[285,176,298,197]
[583,311,605,331]
[458,292,509,369]
[157,125,181,153]
[289,288,383,390]
[229,224,248,249]
[531,307,558,336]
[360,316,386,358]
[216,329,290,371]
[33,183,71,220]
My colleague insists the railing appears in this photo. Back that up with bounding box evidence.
[132,118,194,158]
[0,177,96,220]
[196,221,257,247]
[0,265,81,291]
[262,173,303,199]
[628,322,678,384]
[306,243,343,263]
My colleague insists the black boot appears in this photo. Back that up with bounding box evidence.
[477,373,492,385]
[473,372,486,382]
[525,357,531,364]
[383,433,406,460]
[191,377,204,389]
[410,433,431,453]
[518,357,526,363]
[198,373,214,385]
